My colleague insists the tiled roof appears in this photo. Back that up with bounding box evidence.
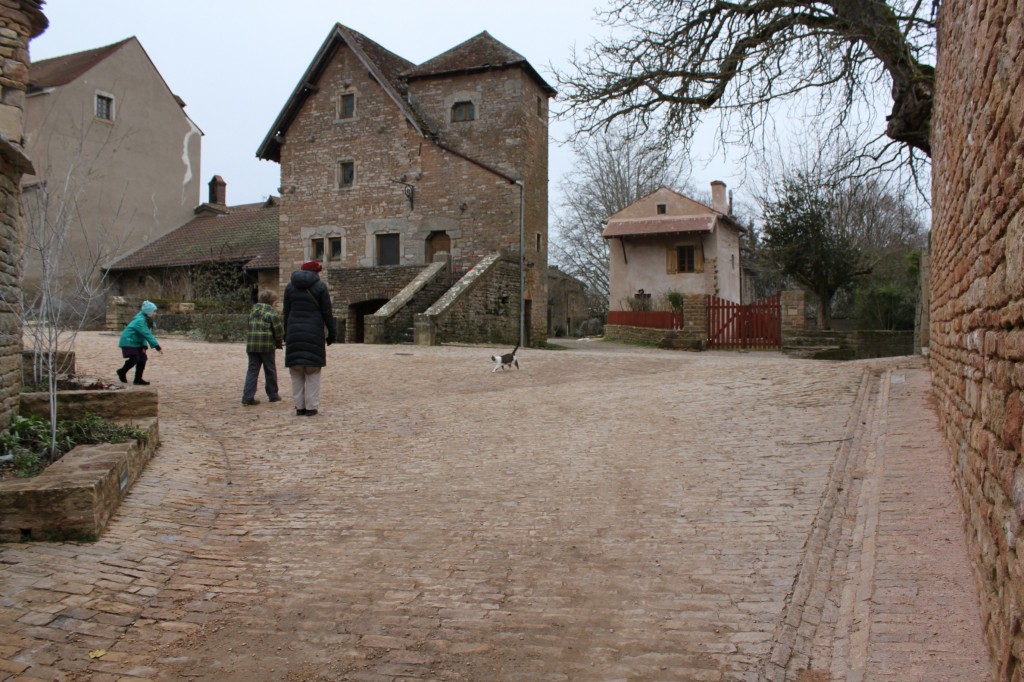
[602,216,715,238]
[106,198,279,271]
[344,25,415,99]
[405,32,555,94]
[29,38,132,91]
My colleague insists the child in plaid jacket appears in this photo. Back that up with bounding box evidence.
[241,289,285,405]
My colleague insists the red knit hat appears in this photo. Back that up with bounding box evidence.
[301,260,322,272]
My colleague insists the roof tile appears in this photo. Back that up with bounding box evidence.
[107,199,279,271]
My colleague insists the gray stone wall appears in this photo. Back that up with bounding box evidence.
[931,0,1024,675]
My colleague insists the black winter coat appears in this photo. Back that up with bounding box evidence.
[283,270,337,368]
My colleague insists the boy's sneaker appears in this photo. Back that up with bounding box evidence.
[305,409,318,417]
[242,399,260,406]
[133,379,151,386]
[116,369,127,383]
[296,408,307,416]
[268,396,282,403]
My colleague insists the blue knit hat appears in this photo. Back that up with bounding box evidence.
[141,300,157,315]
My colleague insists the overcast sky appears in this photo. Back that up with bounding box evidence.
[30,0,748,210]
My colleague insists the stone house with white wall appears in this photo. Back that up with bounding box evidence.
[257,24,552,345]
[22,37,202,303]
[603,183,744,311]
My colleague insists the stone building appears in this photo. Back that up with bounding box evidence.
[257,24,552,345]
[0,1,48,429]
[931,0,1024,675]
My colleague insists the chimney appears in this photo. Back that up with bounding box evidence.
[710,180,728,214]
[209,175,226,205]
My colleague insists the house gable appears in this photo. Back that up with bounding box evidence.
[22,36,203,294]
[257,24,422,163]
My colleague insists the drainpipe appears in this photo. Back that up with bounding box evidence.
[515,180,525,347]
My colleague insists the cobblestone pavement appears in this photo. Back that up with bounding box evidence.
[0,333,989,681]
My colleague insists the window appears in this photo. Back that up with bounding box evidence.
[96,94,114,121]
[656,203,667,215]
[668,244,704,273]
[329,237,342,261]
[536,96,543,117]
[336,160,354,188]
[312,238,325,261]
[536,233,542,251]
[451,101,475,122]
[338,93,355,119]
[377,233,400,266]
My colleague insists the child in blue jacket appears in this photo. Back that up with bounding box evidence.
[117,300,163,385]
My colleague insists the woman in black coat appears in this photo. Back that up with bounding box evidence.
[282,261,337,416]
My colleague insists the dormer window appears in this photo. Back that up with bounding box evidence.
[451,101,475,122]
[96,93,114,121]
[656,203,667,215]
[338,93,355,120]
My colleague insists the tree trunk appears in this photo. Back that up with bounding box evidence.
[817,287,833,330]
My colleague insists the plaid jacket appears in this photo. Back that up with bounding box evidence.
[246,302,284,353]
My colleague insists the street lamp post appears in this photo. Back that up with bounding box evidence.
[515,180,525,348]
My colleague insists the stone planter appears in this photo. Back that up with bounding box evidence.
[0,387,160,542]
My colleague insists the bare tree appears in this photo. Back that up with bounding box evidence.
[555,0,936,170]
[552,126,690,314]
[5,127,131,458]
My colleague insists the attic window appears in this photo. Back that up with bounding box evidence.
[96,93,114,121]
[451,101,475,122]
[338,93,355,120]
[656,203,667,215]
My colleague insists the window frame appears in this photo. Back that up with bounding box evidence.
[338,92,356,120]
[451,100,475,123]
[656,203,667,215]
[336,160,355,189]
[376,233,401,266]
[329,236,342,261]
[95,92,115,121]
[667,243,704,274]
[311,238,325,262]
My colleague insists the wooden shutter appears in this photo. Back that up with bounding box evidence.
[667,246,678,274]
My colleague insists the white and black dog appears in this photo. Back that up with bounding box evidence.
[490,344,520,372]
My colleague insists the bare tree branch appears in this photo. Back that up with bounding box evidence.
[556,0,935,163]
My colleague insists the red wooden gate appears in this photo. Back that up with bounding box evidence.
[706,294,781,349]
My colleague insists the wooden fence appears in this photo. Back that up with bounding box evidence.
[706,295,781,349]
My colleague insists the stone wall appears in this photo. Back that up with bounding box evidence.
[931,0,1024,675]
[328,263,434,343]
[416,251,520,346]
[364,259,451,344]
[0,1,47,429]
